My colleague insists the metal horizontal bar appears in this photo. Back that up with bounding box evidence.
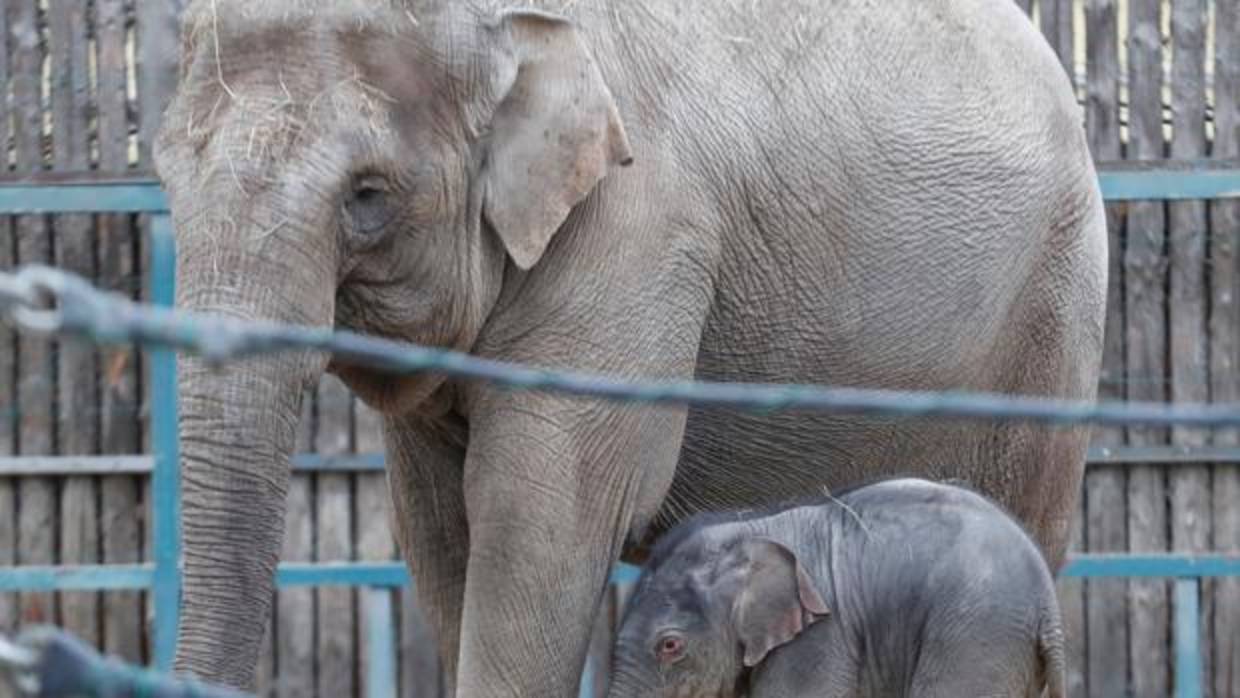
[0,172,161,185]
[275,563,409,588]
[273,562,645,588]
[1098,169,1240,200]
[290,453,385,472]
[1060,554,1240,578]
[2,555,1238,593]
[1086,445,1240,464]
[0,164,1233,218]
[0,180,166,214]
[0,453,384,476]
[314,448,1240,468]
[0,564,154,591]
[1,445,1237,478]
[0,455,154,476]
[1094,157,1240,173]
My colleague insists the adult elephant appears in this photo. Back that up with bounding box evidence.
[154,0,1106,694]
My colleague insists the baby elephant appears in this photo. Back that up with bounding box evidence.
[609,478,1065,698]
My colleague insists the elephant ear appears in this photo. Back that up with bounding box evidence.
[483,9,634,270]
[731,538,830,667]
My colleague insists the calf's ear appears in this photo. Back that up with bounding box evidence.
[730,538,830,667]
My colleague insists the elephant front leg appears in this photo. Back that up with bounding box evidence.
[385,414,471,694]
[455,398,684,697]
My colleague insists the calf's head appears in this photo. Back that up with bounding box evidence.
[609,533,829,698]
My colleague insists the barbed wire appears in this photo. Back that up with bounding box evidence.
[0,632,37,696]
[0,627,248,698]
[4,264,1240,428]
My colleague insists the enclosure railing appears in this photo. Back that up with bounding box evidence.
[1,164,1240,698]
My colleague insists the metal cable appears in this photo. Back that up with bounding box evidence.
[0,633,38,696]
[5,263,1240,428]
[0,272,36,316]
[0,627,251,698]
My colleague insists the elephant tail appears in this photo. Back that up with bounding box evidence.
[1037,598,1067,698]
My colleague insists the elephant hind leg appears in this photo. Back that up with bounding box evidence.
[1008,423,1089,573]
[907,620,1043,698]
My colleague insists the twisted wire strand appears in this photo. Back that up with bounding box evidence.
[3,264,1240,428]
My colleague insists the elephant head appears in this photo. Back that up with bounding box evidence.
[153,0,631,685]
[609,534,829,698]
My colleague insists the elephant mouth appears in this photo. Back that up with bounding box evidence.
[329,359,455,416]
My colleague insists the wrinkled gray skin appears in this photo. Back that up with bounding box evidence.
[609,479,1067,698]
[153,0,1105,693]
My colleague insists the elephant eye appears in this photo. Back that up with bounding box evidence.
[356,185,383,204]
[344,175,397,236]
[655,633,686,664]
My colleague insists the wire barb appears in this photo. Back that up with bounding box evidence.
[0,633,39,696]
[0,270,37,315]
[5,263,1240,428]
[0,267,70,334]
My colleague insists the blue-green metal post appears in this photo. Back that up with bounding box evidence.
[578,653,598,698]
[366,588,398,698]
[1174,578,1202,698]
[150,213,182,671]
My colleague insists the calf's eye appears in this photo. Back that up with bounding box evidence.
[655,633,686,663]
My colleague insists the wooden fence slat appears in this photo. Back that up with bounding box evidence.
[0,0,14,638]
[136,0,186,166]
[1084,0,1128,694]
[1167,0,1212,690]
[0,481,13,635]
[1039,0,1074,81]
[318,472,356,698]
[355,403,384,457]
[271,391,315,696]
[1124,0,1170,694]
[317,376,356,698]
[97,0,139,457]
[297,390,315,455]
[96,0,140,455]
[1210,1,1240,694]
[1084,1,1128,696]
[12,0,57,634]
[276,473,315,698]
[96,0,145,665]
[401,587,444,698]
[100,472,142,663]
[137,0,157,640]
[317,377,353,458]
[1057,500,1086,697]
[50,0,100,649]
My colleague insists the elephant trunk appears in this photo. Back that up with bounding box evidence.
[604,654,654,698]
[171,211,334,687]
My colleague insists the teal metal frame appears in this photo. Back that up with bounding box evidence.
[0,164,1238,698]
